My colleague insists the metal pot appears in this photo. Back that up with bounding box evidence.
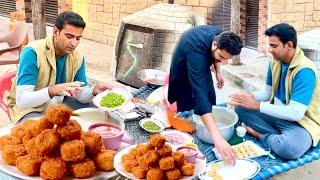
[193,106,238,144]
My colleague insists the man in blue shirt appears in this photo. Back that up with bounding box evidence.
[230,23,319,159]
[8,11,111,122]
[168,25,243,165]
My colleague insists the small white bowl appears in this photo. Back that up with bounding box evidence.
[139,118,165,133]
[236,126,247,137]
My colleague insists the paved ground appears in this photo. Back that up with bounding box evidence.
[1,16,319,179]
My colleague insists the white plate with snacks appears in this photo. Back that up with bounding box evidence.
[198,158,260,180]
[212,140,274,160]
[114,144,206,180]
[0,116,120,180]
[139,118,165,133]
[93,87,133,112]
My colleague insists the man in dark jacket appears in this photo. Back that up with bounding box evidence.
[168,25,243,165]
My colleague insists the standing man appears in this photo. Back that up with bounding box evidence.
[168,25,243,164]
[230,23,320,159]
[7,11,111,123]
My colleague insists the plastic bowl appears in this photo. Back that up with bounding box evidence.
[137,69,168,86]
[193,106,238,144]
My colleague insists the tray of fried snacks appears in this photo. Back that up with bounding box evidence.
[212,140,273,160]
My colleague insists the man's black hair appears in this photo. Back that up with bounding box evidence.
[215,32,243,55]
[265,23,297,48]
[54,11,86,30]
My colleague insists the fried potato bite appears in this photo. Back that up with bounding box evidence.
[40,157,67,180]
[24,137,36,154]
[172,151,186,167]
[60,140,86,162]
[159,156,175,171]
[157,144,172,157]
[0,135,21,150]
[149,135,166,149]
[81,131,102,155]
[132,165,149,179]
[16,154,43,176]
[45,104,72,126]
[146,168,164,180]
[122,158,139,173]
[57,119,82,141]
[69,158,96,178]
[94,150,116,171]
[165,168,181,180]
[180,163,195,176]
[138,150,159,167]
[2,144,26,165]
[34,129,60,154]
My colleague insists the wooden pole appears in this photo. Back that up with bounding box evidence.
[32,0,46,40]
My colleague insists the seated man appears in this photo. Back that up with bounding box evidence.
[230,23,320,159]
[7,11,111,123]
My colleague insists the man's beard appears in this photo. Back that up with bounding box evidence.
[211,49,220,63]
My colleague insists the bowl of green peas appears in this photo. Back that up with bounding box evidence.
[93,87,133,112]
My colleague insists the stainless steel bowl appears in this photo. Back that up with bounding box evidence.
[137,69,168,86]
[193,106,238,144]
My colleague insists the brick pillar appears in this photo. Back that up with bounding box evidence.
[240,0,246,45]
[258,0,268,53]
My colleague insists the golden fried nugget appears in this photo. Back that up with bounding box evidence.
[94,150,116,171]
[24,137,36,154]
[132,165,149,179]
[45,104,72,126]
[34,129,60,154]
[146,168,164,180]
[69,158,96,178]
[2,144,26,165]
[180,163,195,176]
[122,159,139,173]
[57,119,82,141]
[81,131,102,155]
[11,124,27,140]
[0,135,21,150]
[40,157,67,180]
[21,131,33,145]
[134,144,148,158]
[121,153,135,164]
[16,154,43,176]
[159,156,175,171]
[172,151,186,167]
[157,144,172,157]
[165,168,181,180]
[149,135,166,148]
[39,116,54,130]
[139,150,159,167]
[60,140,86,162]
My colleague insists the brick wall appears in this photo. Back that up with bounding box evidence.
[258,0,268,53]
[72,0,233,46]
[268,0,320,35]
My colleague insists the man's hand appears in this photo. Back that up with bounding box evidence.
[48,81,84,98]
[229,91,260,110]
[216,72,224,89]
[214,135,236,165]
[92,83,113,96]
